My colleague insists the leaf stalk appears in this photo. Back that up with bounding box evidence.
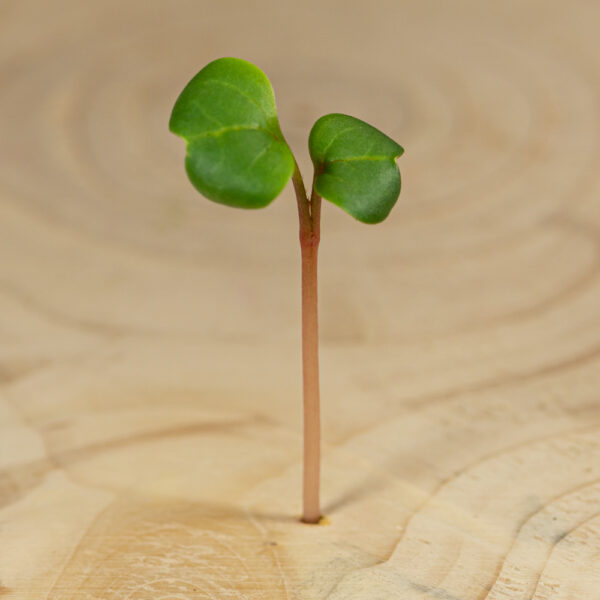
[292,162,322,524]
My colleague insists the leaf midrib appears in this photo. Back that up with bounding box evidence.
[327,156,394,164]
[186,124,277,142]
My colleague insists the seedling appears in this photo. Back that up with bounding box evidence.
[170,57,403,524]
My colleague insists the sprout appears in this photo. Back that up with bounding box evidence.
[170,57,403,524]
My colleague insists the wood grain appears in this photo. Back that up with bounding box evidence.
[2,0,600,598]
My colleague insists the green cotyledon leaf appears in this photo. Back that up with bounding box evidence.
[169,57,294,209]
[308,113,404,224]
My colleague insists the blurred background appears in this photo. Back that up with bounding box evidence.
[3,0,600,432]
[3,0,599,351]
[2,1,600,597]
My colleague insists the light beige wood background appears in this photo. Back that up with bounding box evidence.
[2,1,600,598]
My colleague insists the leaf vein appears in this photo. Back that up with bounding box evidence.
[320,125,363,158]
[246,140,274,171]
[190,100,224,129]
[202,78,272,125]
[328,156,392,164]
[186,125,268,141]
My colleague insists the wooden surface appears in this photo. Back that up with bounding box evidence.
[2,1,600,598]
